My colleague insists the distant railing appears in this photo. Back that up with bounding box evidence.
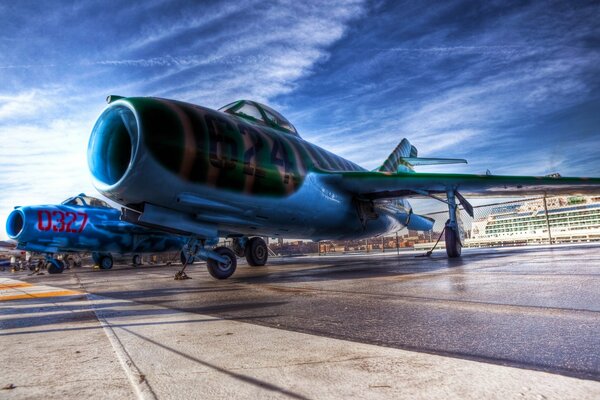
[274,195,600,256]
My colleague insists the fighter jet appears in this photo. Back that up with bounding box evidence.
[86,96,600,279]
[6,193,187,273]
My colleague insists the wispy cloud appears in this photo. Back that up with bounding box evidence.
[0,0,598,236]
[290,0,600,177]
[0,0,367,238]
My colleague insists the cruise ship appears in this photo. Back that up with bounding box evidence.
[467,196,600,247]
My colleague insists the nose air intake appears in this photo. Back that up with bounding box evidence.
[88,105,137,186]
[6,209,24,239]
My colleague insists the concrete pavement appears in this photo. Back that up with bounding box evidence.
[1,245,600,399]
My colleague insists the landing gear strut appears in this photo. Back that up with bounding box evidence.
[444,190,463,258]
[176,238,237,280]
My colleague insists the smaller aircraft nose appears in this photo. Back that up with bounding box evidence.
[6,209,25,240]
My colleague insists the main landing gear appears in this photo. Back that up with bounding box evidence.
[232,237,269,267]
[132,254,141,266]
[176,236,269,280]
[92,252,113,270]
[444,190,467,258]
[420,189,470,258]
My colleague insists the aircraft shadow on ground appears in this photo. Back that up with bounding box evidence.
[0,294,288,331]
[233,255,472,284]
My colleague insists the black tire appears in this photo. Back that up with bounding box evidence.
[91,252,101,264]
[180,251,195,265]
[445,221,462,258]
[206,247,237,279]
[99,254,113,270]
[245,237,268,267]
[47,259,65,274]
[132,254,142,266]
[65,257,75,269]
[231,238,246,257]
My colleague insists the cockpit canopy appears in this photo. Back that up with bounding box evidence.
[219,100,299,137]
[62,193,111,208]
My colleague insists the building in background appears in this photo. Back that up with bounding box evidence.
[468,196,600,247]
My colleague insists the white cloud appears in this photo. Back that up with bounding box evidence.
[0,117,98,239]
[0,1,368,239]
[0,90,57,120]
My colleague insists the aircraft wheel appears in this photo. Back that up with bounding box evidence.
[180,251,195,265]
[132,254,142,266]
[231,238,246,257]
[445,221,462,258]
[91,252,101,264]
[47,259,65,274]
[206,247,237,280]
[245,237,268,267]
[65,257,76,269]
[99,254,113,270]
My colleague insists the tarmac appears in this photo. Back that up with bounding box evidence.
[1,244,600,399]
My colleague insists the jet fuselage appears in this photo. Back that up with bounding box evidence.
[87,97,419,240]
[6,203,185,254]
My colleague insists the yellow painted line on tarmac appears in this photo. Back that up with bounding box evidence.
[0,278,82,302]
[0,282,33,289]
[0,290,82,301]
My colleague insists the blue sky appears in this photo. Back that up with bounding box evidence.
[1,0,599,238]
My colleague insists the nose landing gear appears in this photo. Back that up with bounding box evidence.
[176,238,237,280]
[46,258,65,274]
[206,247,237,279]
[176,236,270,280]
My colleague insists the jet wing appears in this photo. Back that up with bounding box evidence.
[318,171,600,199]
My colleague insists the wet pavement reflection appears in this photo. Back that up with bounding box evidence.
[13,244,600,381]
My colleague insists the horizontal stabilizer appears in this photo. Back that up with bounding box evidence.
[400,157,467,166]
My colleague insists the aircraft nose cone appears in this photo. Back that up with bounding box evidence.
[6,209,25,240]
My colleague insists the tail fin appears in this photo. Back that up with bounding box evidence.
[378,138,467,173]
[378,139,417,173]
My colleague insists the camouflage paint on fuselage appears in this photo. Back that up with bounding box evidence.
[88,97,415,241]
[6,203,185,255]
[127,98,363,196]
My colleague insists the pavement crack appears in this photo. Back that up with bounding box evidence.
[71,272,158,400]
[231,355,385,370]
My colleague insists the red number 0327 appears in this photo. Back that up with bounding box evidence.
[37,210,88,233]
